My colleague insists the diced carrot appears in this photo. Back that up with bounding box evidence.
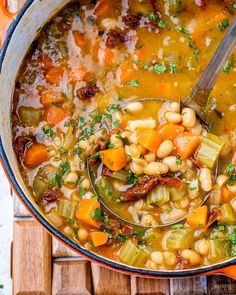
[157,124,185,141]
[136,129,161,153]
[175,132,201,159]
[91,231,108,247]
[45,105,67,125]
[40,90,65,105]
[104,48,114,66]
[94,0,110,18]
[221,185,235,203]
[76,199,100,228]
[24,143,48,168]
[232,150,236,167]
[134,47,148,60]
[69,65,88,84]
[40,54,53,71]
[187,205,208,229]
[73,30,86,48]
[120,113,134,129]
[99,147,127,171]
[214,12,227,24]
[45,67,64,85]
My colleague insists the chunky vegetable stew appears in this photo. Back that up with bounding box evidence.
[12,0,236,270]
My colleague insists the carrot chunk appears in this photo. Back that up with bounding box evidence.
[187,205,208,229]
[76,199,100,228]
[157,124,184,141]
[136,129,161,153]
[73,30,86,48]
[221,185,235,203]
[45,67,64,85]
[40,90,65,105]
[45,105,67,125]
[175,132,201,159]
[94,0,110,18]
[99,147,127,171]
[91,231,108,247]
[24,143,48,168]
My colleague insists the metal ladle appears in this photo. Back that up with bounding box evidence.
[88,17,236,228]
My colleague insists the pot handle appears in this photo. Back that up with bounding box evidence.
[206,265,236,279]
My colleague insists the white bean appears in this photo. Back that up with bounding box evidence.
[231,197,236,212]
[199,168,212,192]
[197,239,209,257]
[169,102,180,113]
[141,214,155,225]
[129,144,142,158]
[144,162,169,175]
[125,102,143,113]
[128,132,138,144]
[163,251,176,266]
[164,111,182,123]
[189,120,203,135]
[182,108,196,128]
[145,260,158,270]
[181,249,201,266]
[157,140,174,159]
[110,134,124,148]
[127,119,156,131]
[81,178,90,189]
[166,209,186,221]
[151,251,163,264]
[64,172,78,185]
[78,228,89,241]
[130,162,144,175]
[144,152,156,163]
[162,156,178,172]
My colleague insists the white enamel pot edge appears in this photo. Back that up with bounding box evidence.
[0,0,236,278]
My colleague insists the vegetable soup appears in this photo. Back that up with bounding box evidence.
[11,0,236,270]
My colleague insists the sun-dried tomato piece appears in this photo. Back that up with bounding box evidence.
[122,15,141,29]
[205,208,224,228]
[105,30,126,48]
[41,187,62,204]
[13,136,34,159]
[77,83,100,100]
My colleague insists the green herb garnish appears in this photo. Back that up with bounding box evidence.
[91,208,102,221]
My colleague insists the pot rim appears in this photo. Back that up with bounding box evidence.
[0,0,235,278]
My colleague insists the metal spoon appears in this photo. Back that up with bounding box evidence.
[88,17,236,228]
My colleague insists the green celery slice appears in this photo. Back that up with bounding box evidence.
[57,199,78,219]
[220,203,236,225]
[208,239,227,260]
[119,240,147,266]
[166,228,194,250]
[197,133,225,169]
[147,185,170,207]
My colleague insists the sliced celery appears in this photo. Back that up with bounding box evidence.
[33,177,50,199]
[208,239,228,260]
[144,229,162,250]
[18,106,42,126]
[46,212,63,228]
[170,187,185,202]
[38,164,60,182]
[119,240,147,266]
[219,203,236,225]
[147,185,170,207]
[96,177,114,200]
[197,133,225,169]
[166,228,194,250]
[111,170,129,182]
[57,199,78,219]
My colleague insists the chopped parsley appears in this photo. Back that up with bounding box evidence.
[126,172,138,184]
[223,58,234,73]
[80,188,87,196]
[217,19,229,31]
[117,234,127,242]
[134,229,145,237]
[74,147,83,156]
[126,80,139,87]
[112,120,120,128]
[59,146,67,153]
[158,20,166,28]
[169,63,179,73]
[153,64,166,74]
[91,208,102,221]
[0,284,3,289]
[90,153,100,160]
[73,228,78,238]
[172,223,184,229]
[50,171,62,188]
[59,160,71,175]
[68,218,75,225]
[115,196,125,203]
[92,114,102,122]
[107,142,115,149]
[42,126,56,138]
[147,12,159,21]
[188,41,194,48]
[134,59,141,65]
[193,49,201,56]
[176,156,182,165]
[107,104,119,113]
[180,27,191,40]
[226,162,235,174]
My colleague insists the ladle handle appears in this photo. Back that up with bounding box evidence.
[184,17,236,114]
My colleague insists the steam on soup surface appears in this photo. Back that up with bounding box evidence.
[12,0,236,270]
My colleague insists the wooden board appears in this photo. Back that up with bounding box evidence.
[131,276,170,295]
[12,221,52,295]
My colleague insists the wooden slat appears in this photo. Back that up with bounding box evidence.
[91,263,131,295]
[12,221,52,295]
[207,275,236,295]
[170,277,207,295]
[52,238,80,257]
[13,193,31,217]
[131,276,170,295]
[52,261,92,295]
